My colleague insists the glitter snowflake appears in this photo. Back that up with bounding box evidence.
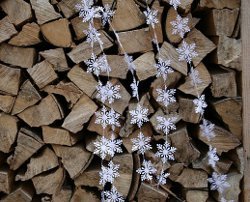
[193,94,207,115]
[156,116,177,135]
[176,41,198,64]
[130,104,149,128]
[84,23,102,47]
[200,119,215,141]
[95,106,110,129]
[190,66,202,86]
[156,87,176,107]
[96,81,121,104]
[155,58,174,81]
[130,78,139,100]
[208,172,230,194]
[170,14,190,38]
[108,108,121,130]
[99,161,120,186]
[131,131,152,155]
[124,54,136,74]
[93,136,110,160]
[169,0,181,10]
[208,146,219,168]
[101,4,115,25]
[143,7,159,28]
[155,141,177,163]
[107,134,123,157]
[103,186,125,202]
[137,160,157,181]
[157,171,170,185]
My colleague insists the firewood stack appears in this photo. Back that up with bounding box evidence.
[0,0,243,201]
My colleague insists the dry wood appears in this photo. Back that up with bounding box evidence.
[0,165,14,194]
[168,163,184,181]
[186,190,208,202]
[71,187,99,202]
[198,0,240,9]
[0,16,17,43]
[18,95,63,127]
[0,95,15,113]
[228,147,244,175]
[179,97,201,123]
[57,0,80,19]
[7,128,44,170]
[52,187,73,202]
[0,43,36,69]
[9,23,41,46]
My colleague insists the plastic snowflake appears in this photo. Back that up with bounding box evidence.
[99,161,120,186]
[155,141,177,163]
[169,0,181,10]
[98,54,112,74]
[131,131,152,155]
[84,24,102,47]
[130,104,149,128]
[85,53,100,76]
[93,136,110,159]
[137,160,157,181]
[101,4,115,25]
[220,197,234,202]
[108,108,121,130]
[193,95,207,115]
[107,134,123,157]
[157,171,170,185]
[170,14,190,38]
[96,81,121,104]
[208,172,230,194]
[103,186,125,202]
[190,66,202,86]
[124,54,136,74]
[143,7,159,28]
[155,58,174,81]
[156,116,177,135]
[156,87,176,107]
[208,146,219,168]
[95,106,110,129]
[130,78,139,100]
[176,41,198,64]
[200,119,215,141]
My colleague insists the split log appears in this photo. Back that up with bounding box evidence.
[71,187,99,202]
[186,190,208,202]
[168,163,184,181]
[0,16,17,43]
[0,165,14,194]
[41,19,73,48]
[0,113,18,153]
[198,0,240,10]
[0,64,21,95]
[179,97,201,123]
[57,0,80,19]
[7,128,44,170]
[0,43,36,69]
[228,147,244,174]
[18,95,64,127]
[52,187,73,202]
[9,23,41,47]
[0,95,15,113]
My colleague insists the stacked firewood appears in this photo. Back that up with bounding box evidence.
[0,0,242,201]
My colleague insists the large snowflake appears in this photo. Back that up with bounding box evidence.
[200,119,215,141]
[176,41,198,64]
[136,160,157,181]
[131,131,152,155]
[156,116,177,135]
[93,136,110,160]
[170,14,190,38]
[96,81,121,104]
[103,186,125,202]
[130,104,149,128]
[157,170,170,185]
[155,58,174,81]
[156,87,176,107]
[169,0,181,10]
[208,172,230,194]
[108,134,123,157]
[84,23,102,47]
[95,106,120,129]
[193,95,207,115]
[101,4,115,26]
[108,108,121,130]
[208,146,219,168]
[99,161,120,186]
[143,7,159,28]
[155,141,177,163]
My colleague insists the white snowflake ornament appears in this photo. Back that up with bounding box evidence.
[190,66,202,86]
[208,172,230,194]
[155,58,174,81]
[220,197,234,202]
[170,14,190,38]
[143,7,159,28]
[131,131,152,155]
[107,134,123,157]
[157,171,170,185]
[156,116,177,135]
[156,87,176,107]
[169,0,181,10]
[130,104,149,128]
[84,24,102,47]
[96,81,121,104]
[200,119,215,141]
[137,160,157,181]
[155,141,177,163]
[85,53,100,76]
[124,54,136,74]
[193,94,207,115]
[176,41,198,64]
[93,136,110,160]
[99,161,120,186]
[103,186,125,202]
[101,4,115,25]
[108,108,121,130]
[208,146,219,168]
[95,106,110,129]
[130,78,139,100]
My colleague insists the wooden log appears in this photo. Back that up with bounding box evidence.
[7,128,44,170]
[198,0,240,10]
[0,43,36,69]
[18,95,64,127]
[0,64,21,96]
[0,0,32,26]
[11,80,41,115]
[186,190,208,202]
[0,165,14,194]
[30,0,61,25]
[228,147,244,174]
[52,187,73,202]
[0,95,15,113]
[9,23,41,47]
[151,1,163,43]
[168,163,184,181]
[0,113,18,153]
[0,16,17,43]
[71,187,99,202]
[62,94,97,133]
[52,143,93,179]
[57,0,80,19]
[179,97,201,123]
[41,19,73,48]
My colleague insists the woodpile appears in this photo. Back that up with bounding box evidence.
[0,0,243,201]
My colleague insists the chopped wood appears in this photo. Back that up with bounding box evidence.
[41,19,73,48]
[179,97,201,123]
[52,187,73,202]
[0,165,14,194]
[57,0,81,19]
[168,163,185,181]
[7,128,44,170]
[30,0,61,25]
[151,1,163,43]
[228,147,244,174]
[186,190,208,202]
[0,43,36,69]
[198,0,240,9]
[18,95,64,127]
[0,95,15,113]
[0,113,18,153]
[71,187,99,202]
[0,16,17,43]
[9,23,41,46]
[0,64,21,95]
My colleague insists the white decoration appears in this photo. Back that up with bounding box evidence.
[155,141,177,163]
[85,54,111,76]
[170,14,190,38]
[130,104,149,128]
[131,131,152,155]
[143,7,159,28]
[155,58,174,81]
[157,170,170,185]
[84,23,102,47]
[130,78,139,100]
[99,161,120,186]
[108,108,121,130]
[200,119,215,141]
[93,136,110,160]
[208,172,230,194]
[156,87,176,107]
[101,4,115,25]
[190,66,202,86]
[136,160,157,181]
[193,94,207,115]
[103,186,125,202]
[208,146,219,168]
[124,54,136,74]
[220,197,234,202]
[156,116,177,135]
[108,134,123,157]
[169,0,181,10]
[176,41,198,64]
[95,106,120,129]
[96,81,121,104]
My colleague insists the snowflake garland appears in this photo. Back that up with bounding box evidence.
[190,66,202,86]
[193,95,208,115]
[101,4,115,26]
[156,87,176,107]
[176,41,198,64]
[156,116,177,135]
[136,160,157,181]
[131,131,152,155]
[157,170,170,185]
[155,141,177,163]
[95,106,120,129]
[207,146,219,168]
[130,104,149,128]
[84,23,102,47]
[200,119,215,141]
[170,14,190,38]
[143,7,159,28]
[208,172,230,194]
[130,78,139,100]
[99,161,120,186]
[103,186,125,202]
[169,0,181,10]
[155,58,174,81]
[96,81,121,104]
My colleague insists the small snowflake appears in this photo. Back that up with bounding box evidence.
[99,161,120,186]
[101,4,115,25]
[220,197,234,202]
[85,53,100,76]
[93,136,110,159]
[84,23,102,47]
[103,186,125,202]
[108,108,121,130]
[98,54,111,74]
[107,134,123,157]
[156,116,177,135]
[169,0,181,10]
[130,104,149,128]
[156,87,176,107]
[200,119,215,141]
[130,78,139,100]
[190,66,202,86]
[137,160,157,181]
[157,170,170,185]
[208,146,219,168]
[170,14,190,38]
[176,41,198,64]
[155,58,174,81]
[143,7,159,28]
[124,54,136,74]
[95,106,110,129]
[96,81,121,104]
[131,131,152,155]
[193,95,207,115]
[208,172,230,194]
[155,141,177,163]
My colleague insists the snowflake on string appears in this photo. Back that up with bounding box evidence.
[93,136,110,160]
[220,197,234,202]
[176,41,198,64]
[156,87,176,107]
[101,4,115,25]
[107,134,123,157]
[95,106,110,129]
[124,54,136,74]
[200,119,215,141]
[137,160,157,181]
[169,0,181,10]
[156,116,177,135]
[130,104,149,128]
[103,186,125,202]
[84,24,102,47]
[170,14,190,38]
[130,78,139,100]
[208,172,230,194]
[155,141,177,163]
[98,54,111,74]
[131,131,152,155]
[108,108,121,130]
[157,171,170,185]
[143,7,159,28]
[99,161,120,186]
[193,95,207,115]
[155,58,174,81]
[190,66,202,86]
[85,53,100,76]
[208,146,219,168]
[96,81,121,104]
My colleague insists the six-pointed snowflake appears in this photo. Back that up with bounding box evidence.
[99,161,120,186]
[108,108,121,130]
[96,81,121,104]
[85,53,100,76]
[95,106,110,129]
[157,170,170,185]
[103,186,125,202]
[137,160,157,181]
[156,87,176,107]
[101,4,115,25]
[143,7,159,28]
[200,119,215,141]
[84,23,102,47]
[193,94,207,115]
[176,41,198,64]
[156,116,177,135]
[190,66,202,86]
[131,131,152,155]
[220,197,234,202]
[124,54,136,74]
[169,0,181,10]
[170,14,190,38]
[155,58,174,81]
[155,141,177,163]
[107,134,123,157]
[130,78,139,100]
[130,104,149,128]
[93,136,110,160]
[208,172,230,194]
[208,146,219,168]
